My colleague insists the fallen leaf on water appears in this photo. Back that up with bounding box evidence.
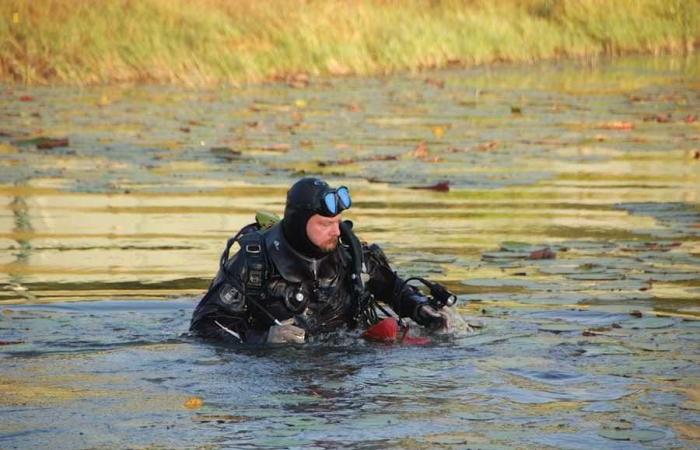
[179,127,191,133]
[318,154,398,167]
[194,414,248,424]
[409,181,450,192]
[600,121,634,130]
[13,137,69,149]
[528,248,555,260]
[259,143,290,153]
[474,141,500,151]
[424,78,445,89]
[346,103,363,112]
[432,125,447,138]
[655,113,672,123]
[413,141,429,159]
[210,146,242,160]
[685,114,697,123]
[19,95,34,102]
[643,113,673,123]
[409,143,441,162]
[184,396,204,409]
[511,106,523,115]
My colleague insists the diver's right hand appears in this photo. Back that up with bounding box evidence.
[266,320,306,344]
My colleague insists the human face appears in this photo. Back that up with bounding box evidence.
[306,214,341,252]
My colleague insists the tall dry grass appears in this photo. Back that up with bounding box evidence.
[1,0,697,85]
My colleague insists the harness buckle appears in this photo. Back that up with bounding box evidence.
[246,244,261,254]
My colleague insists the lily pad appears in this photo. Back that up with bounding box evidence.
[582,345,633,357]
[621,317,676,329]
[538,323,582,333]
[452,411,500,421]
[482,251,532,260]
[12,136,70,149]
[565,272,624,281]
[628,272,700,282]
[598,428,665,442]
[582,402,619,413]
[499,241,538,251]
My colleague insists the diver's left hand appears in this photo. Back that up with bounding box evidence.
[418,305,453,333]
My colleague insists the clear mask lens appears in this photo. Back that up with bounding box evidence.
[337,186,351,209]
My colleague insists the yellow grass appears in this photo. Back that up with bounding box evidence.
[1,0,698,85]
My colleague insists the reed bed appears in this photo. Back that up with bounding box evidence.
[1,0,697,85]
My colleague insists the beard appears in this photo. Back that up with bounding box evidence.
[318,238,338,253]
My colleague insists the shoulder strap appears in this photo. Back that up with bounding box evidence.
[238,231,267,299]
[219,222,259,270]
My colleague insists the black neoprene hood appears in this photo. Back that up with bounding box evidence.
[281,177,336,258]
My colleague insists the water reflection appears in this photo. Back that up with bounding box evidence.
[0,55,699,448]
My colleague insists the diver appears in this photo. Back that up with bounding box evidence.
[190,177,455,344]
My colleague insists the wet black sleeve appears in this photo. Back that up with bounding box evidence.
[363,243,429,321]
[190,250,266,343]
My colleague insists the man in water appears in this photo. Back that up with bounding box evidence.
[190,177,453,344]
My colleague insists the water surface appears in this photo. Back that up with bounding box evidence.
[1,56,699,448]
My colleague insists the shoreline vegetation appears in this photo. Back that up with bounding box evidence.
[1,0,698,86]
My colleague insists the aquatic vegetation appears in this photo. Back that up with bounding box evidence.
[0,56,698,448]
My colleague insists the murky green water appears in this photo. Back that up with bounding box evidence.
[1,56,699,448]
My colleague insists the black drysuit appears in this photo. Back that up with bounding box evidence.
[190,222,431,343]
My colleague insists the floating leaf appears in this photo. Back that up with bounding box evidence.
[538,323,582,333]
[598,428,665,442]
[210,146,242,161]
[482,251,531,260]
[431,125,447,138]
[452,411,499,421]
[529,248,555,260]
[599,121,634,130]
[565,272,623,281]
[13,136,69,149]
[582,402,619,412]
[622,317,675,329]
[424,78,445,89]
[258,143,290,153]
[409,181,449,192]
[184,396,204,409]
[474,140,500,151]
[413,141,429,159]
[583,344,633,356]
